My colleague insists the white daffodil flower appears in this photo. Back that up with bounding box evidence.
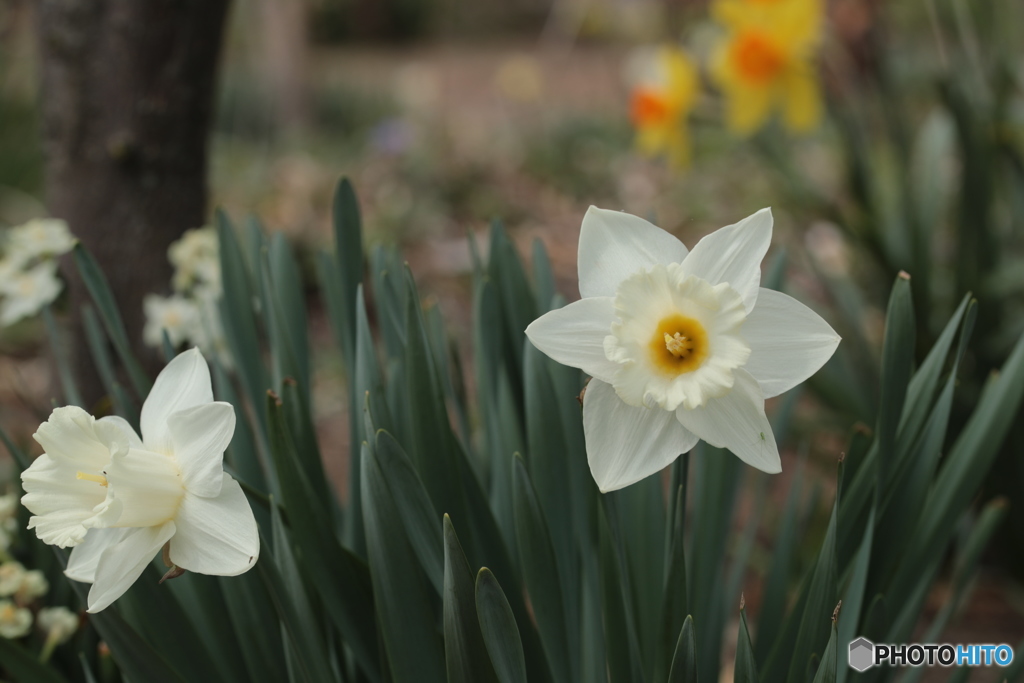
[21,349,259,612]
[0,260,63,327]
[143,294,201,348]
[4,218,76,261]
[526,207,840,492]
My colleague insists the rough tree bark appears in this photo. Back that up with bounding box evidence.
[36,0,230,406]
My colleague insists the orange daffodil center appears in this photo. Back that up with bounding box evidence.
[729,29,787,85]
[630,88,674,128]
[651,315,709,375]
[525,206,841,493]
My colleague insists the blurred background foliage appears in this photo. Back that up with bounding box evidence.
[2,0,1024,672]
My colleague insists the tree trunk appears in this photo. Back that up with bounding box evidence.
[36,0,230,407]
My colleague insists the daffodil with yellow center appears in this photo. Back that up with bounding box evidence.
[21,349,259,612]
[710,0,823,135]
[628,46,700,167]
[526,207,840,491]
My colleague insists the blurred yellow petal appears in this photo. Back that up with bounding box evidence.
[782,63,822,131]
[709,0,822,135]
[627,45,698,165]
[724,83,774,136]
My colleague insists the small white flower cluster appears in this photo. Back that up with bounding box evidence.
[143,227,229,364]
[0,558,62,640]
[0,218,77,328]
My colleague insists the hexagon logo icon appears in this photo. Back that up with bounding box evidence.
[849,637,875,672]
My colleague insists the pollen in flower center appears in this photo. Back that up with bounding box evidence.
[649,314,709,376]
[730,29,786,84]
[75,471,108,487]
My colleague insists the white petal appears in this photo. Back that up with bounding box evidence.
[680,208,772,313]
[168,474,259,576]
[675,369,781,473]
[87,521,176,613]
[34,407,112,470]
[583,379,699,492]
[168,402,235,498]
[22,454,121,548]
[140,348,213,453]
[96,416,143,448]
[65,528,131,583]
[525,297,620,382]
[742,288,841,398]
[577,206,689,299]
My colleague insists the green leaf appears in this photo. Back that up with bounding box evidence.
[785,463,840,682]
[218,571,289,683]
[332,177,365,371]
[654,481,688,683]
[375,430,444,594]
[403,268,462,511]
[875,273,914,495]
[665,615,697,683]
[599,494,647,683]
[488,221,537,377]
[531,238,556,313]
[268,232,312,398]
[755,461,804,664]
[265,393,379,679]
[476,568,528,683]
[115,564,230,683]
[734,607,760,683]
[512,454,570,683]
[260,501,337,683]
[523,342,579,667]
[59,553,187,683]
[892,329,1024,599]
[216,210,268,431]
[899,498,1007,683]
[599,507,639,683]
[896,295,971,448]
[444,515,499,683]
[163,573,252,683]
[0,637,70,683]
[809,610,839,683]
[688,444,741,682]
[344,285,392,555]
[71,243,151,398]
[836,508,874,683]
[361,444,446,683]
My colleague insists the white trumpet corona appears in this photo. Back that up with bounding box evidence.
[526,206,841,492]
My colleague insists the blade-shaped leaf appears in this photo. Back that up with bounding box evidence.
[476,568,527,683]
[444,515,499,683]
[665,615,697,683]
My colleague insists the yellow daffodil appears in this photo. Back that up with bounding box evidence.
[711,0,823,135]
[628,46,700,167]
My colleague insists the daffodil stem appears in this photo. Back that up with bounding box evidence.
[39,631,60,664]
